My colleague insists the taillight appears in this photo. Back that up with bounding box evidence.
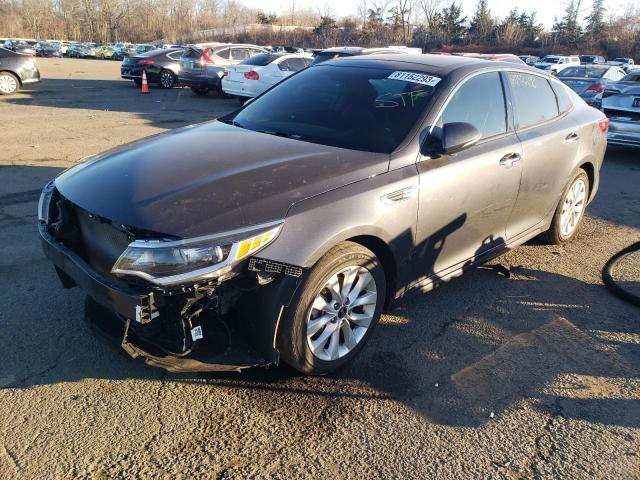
[586,84,605,93]
[137,59,154,66]
[198,49,213,65]
[598,118,609,133]
[244,71,259,81]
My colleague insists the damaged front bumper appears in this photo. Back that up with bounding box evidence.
[39,222,303,372]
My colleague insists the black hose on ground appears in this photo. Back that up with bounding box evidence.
[602,241,640,307]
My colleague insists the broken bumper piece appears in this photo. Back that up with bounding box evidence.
[40,222,303,372]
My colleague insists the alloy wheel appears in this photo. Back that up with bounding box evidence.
[160,71,174,88]
[0,74,18,94]
[560,177,587,237]
[306,265,377,361]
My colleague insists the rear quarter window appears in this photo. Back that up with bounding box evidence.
[507,72,559,129]
[550,81,573,114]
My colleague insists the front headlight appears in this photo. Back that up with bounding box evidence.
[38,180,55,224]
[111,221,283,285]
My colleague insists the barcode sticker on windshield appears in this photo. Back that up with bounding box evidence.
[388,71,441,86]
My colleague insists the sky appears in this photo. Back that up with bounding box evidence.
[242,0,625,30]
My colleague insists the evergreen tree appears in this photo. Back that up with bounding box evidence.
[469,0,494,44]
[439,2,467,44]
[584,0,606,43]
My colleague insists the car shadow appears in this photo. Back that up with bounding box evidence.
[588,147,640,230]
[1,164,638,431]
[4,78,239,130]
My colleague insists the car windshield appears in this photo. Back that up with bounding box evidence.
[542,56,560,63]
[558,67,606,78]
[580,56,596,62]
[226,65,440,154]
[613,58,628,62]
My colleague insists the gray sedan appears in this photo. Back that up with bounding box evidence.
[602,70,640,148]
[38,55,608,375]
[556,65,626,106]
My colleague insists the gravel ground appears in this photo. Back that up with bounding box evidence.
[1,58,639,479]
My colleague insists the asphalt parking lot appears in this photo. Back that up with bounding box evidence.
[1,58,639,479]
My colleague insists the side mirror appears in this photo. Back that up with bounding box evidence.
[422,122,481,156]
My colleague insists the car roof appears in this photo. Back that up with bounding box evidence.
[320,53,494,76]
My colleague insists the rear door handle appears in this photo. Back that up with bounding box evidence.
[499,153,522,167]
[565,132,580,143]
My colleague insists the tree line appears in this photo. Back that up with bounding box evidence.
[0,0,638,58]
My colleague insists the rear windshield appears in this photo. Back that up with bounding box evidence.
[580,56,596,62]
[241,53,279,66]
[558,67,606,78]
[621,73,640,82]
[541,56,560,64]
[225,65,440,154]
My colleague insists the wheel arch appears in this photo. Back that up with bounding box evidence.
[578,160,596,201]
[0,69,21,85]
[345,235,398,310]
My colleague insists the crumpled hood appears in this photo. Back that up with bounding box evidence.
[55,121,388,238]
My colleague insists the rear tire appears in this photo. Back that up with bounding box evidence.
[190,86,208,96]
[159,70,175,89]
[540,168,590,244]
[0,72,19,95]
[277,241,386,375]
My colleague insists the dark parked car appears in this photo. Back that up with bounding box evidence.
[39,55,608,375]
[309,46,411,66]
[179,43,268,95]
[121,48,183,88]
[0,46,40,94]
[556,65,627,106]
[3,40,36,56]
[579,55,606,65]
[36,42,62,58]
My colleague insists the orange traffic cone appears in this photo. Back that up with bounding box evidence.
[140,70,150,94]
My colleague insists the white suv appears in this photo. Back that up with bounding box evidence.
[535,55,580,74]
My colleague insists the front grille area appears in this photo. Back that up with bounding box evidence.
[49,192,131,276]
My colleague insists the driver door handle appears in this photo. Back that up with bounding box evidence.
[499,152,522,167]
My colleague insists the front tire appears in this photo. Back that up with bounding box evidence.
[541,168,589,244]
[0,72,19,95]
[277,242,386,375]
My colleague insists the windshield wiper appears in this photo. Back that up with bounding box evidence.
[218,118,246,129]
[257,129,303,140]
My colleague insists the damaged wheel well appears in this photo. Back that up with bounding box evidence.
[347,235,396,310]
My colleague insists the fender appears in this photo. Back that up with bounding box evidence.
[258,164,420,280]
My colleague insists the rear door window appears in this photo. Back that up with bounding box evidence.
[437,72,507,140]
[216,48,230,59]
[507,72,559,129]
[230,49,250,61]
